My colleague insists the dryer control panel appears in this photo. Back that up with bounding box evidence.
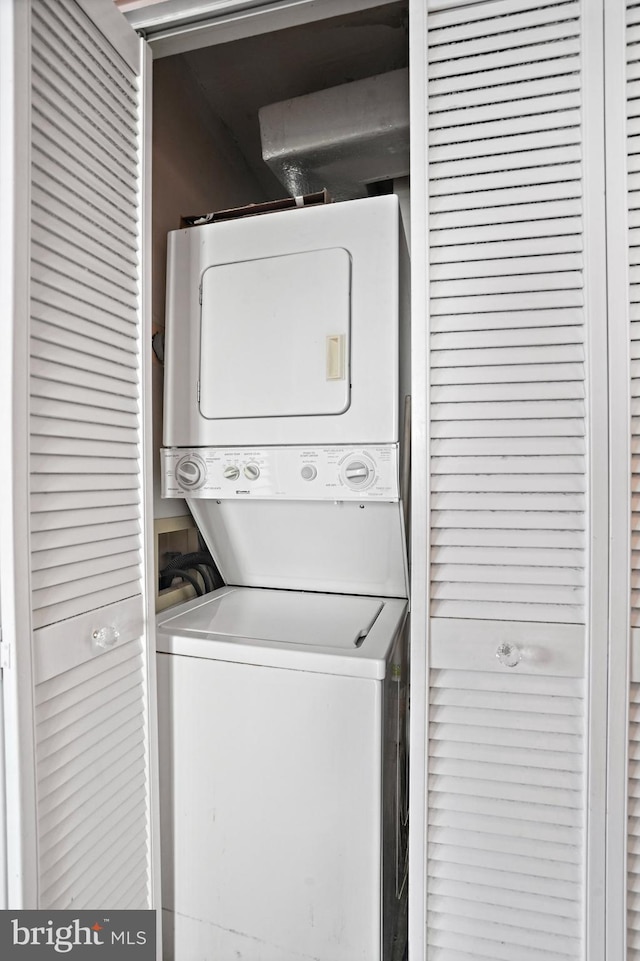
[161,445,400,501]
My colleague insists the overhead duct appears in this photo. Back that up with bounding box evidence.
[259,69,409,201]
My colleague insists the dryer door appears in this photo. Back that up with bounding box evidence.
[199,247,351,420]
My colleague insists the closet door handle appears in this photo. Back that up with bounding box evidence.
[495,642,522,668]
[92,626,120,649]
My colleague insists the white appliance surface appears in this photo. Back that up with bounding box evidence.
[159,586,381,645]
[189,498,408,598]
[161,444,401,500]
[160,195,409,961]
[160,445,409,598]
[163,194,404,447]
[157,588,406,961]
[156,586,407,679]
[200,247,351,419]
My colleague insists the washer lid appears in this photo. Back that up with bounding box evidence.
[159,588,382,648]
[156,587,407,679]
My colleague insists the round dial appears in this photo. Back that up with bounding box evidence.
[342,455,375,490]
[223,465,240,481]
[243,464,261,481]
[176,455,206,491]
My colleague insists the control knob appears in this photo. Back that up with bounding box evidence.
[176,455,206,491]
[223,465,240,481]
[342,456,374,490]
[243,464,261,481]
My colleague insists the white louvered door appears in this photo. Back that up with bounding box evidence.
[427,623,587,959]
[606,2,640,958]
[0,0,158,912]
[428,0,587,626]
[630,664,640,959]
[411,0,608,958]
[630,19,640,924]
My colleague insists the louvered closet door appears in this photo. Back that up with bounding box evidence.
[20,0,154,909]
[626,3,640,954]
[428,625,585,960]
[428,0,586,625]
[630,643,640,958]
[424,1,606,958]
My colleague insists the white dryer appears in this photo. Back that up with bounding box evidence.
[163,194,408,447]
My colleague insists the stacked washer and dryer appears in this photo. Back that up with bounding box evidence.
[157,195,410,961]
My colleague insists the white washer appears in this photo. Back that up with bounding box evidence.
[157,586,408,961]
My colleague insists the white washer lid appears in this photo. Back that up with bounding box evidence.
[159,587,382,647]
[156,587,407,679]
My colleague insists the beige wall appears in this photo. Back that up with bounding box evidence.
[152,55,266,330]
[152,55,266,519]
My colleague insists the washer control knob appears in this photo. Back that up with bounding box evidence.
[244,463,260,481]
[223,465,240,481]
[344,460,372,488]
[301,464,317,481]
[176,455,206,490]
